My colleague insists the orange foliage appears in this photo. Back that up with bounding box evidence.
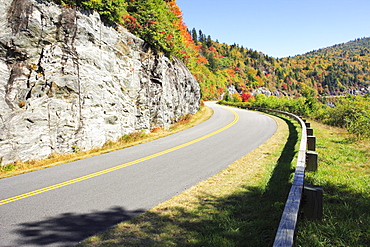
[196,56,208,65]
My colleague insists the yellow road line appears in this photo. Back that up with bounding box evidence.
[0,107,239,206]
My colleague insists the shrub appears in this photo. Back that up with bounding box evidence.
[347,114,370,139]
[231,93,242,102]
[121,131,147,143]
[221,94,370,140]
[52,0,127,26]
[1,163,15,172]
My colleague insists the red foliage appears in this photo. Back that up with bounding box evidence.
[241,93,253,102]
[144,20,156,27]
[166,34,173,41]
[226,68,235,77]
[217,88,225,94]
[124,15,141,31]
[281,83,288,90]
[209,46,217,52]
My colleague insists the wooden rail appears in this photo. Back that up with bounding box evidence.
[220,102,319,246]
[271,111,307,247]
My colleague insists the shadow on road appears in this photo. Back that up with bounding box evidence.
[12,118,301,247]
[75,117,300,246]
[12,206,144,246]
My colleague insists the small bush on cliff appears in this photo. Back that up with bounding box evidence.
[52,0,127,26]
[121,131,147,143]
[0,163,15,172]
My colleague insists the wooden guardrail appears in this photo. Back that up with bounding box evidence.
[219,102,322,246]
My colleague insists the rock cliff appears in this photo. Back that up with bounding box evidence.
[0,0,200,165]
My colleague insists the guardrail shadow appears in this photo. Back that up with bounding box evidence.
[74,116,299,246]
[238,116,299,245]
[261,115,298,201]
[12,206,145,246]
[11,117,299,246]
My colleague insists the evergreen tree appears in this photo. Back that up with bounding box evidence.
[191,28,198,43]
[198,30,205,42]
[206,35,212,47]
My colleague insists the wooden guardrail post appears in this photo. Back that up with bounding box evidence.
[306,150,318,172]
[307,136,316,151]
[302,184,323,220]
[307,128,314,136]
[306,121,316,151]
[305,122,318,171]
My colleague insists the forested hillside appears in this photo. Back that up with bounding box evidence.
[279,37,370,96]
[53,0,370,100]
[192,33,370,99]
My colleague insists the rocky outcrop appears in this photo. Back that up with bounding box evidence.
[0,0,200,165]
[251,87,290,97]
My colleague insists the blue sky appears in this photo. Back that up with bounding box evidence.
[176,0,370,58]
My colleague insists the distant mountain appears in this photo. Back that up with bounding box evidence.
[190,31,370,99]
[305,37,370,57]
[282,37,370,96]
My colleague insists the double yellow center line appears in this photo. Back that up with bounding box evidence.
[0,107,239,206]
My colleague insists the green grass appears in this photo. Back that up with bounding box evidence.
[69,110,369,246]
[3,99,367,245]
[296,121,370,246]
[78,114,300,246]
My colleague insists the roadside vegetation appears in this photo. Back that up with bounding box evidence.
[296,121,369,246]
[219,96,369,246]
[0,106,212,179]
[77,105,369,246]
[78,113,297,246]
[220,94,370,139]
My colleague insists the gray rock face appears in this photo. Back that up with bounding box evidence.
[0,0,200,165]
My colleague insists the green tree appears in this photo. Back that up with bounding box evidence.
[191,28,198,44]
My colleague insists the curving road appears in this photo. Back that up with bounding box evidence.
[0,102,277,247]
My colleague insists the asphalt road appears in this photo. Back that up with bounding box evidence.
[0,102,277,247]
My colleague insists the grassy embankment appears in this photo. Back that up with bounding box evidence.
[78,111,369,246]
[0,106,212,179]
[2,103,368,245]
[296,121,369,246]
[78,111,298,246]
